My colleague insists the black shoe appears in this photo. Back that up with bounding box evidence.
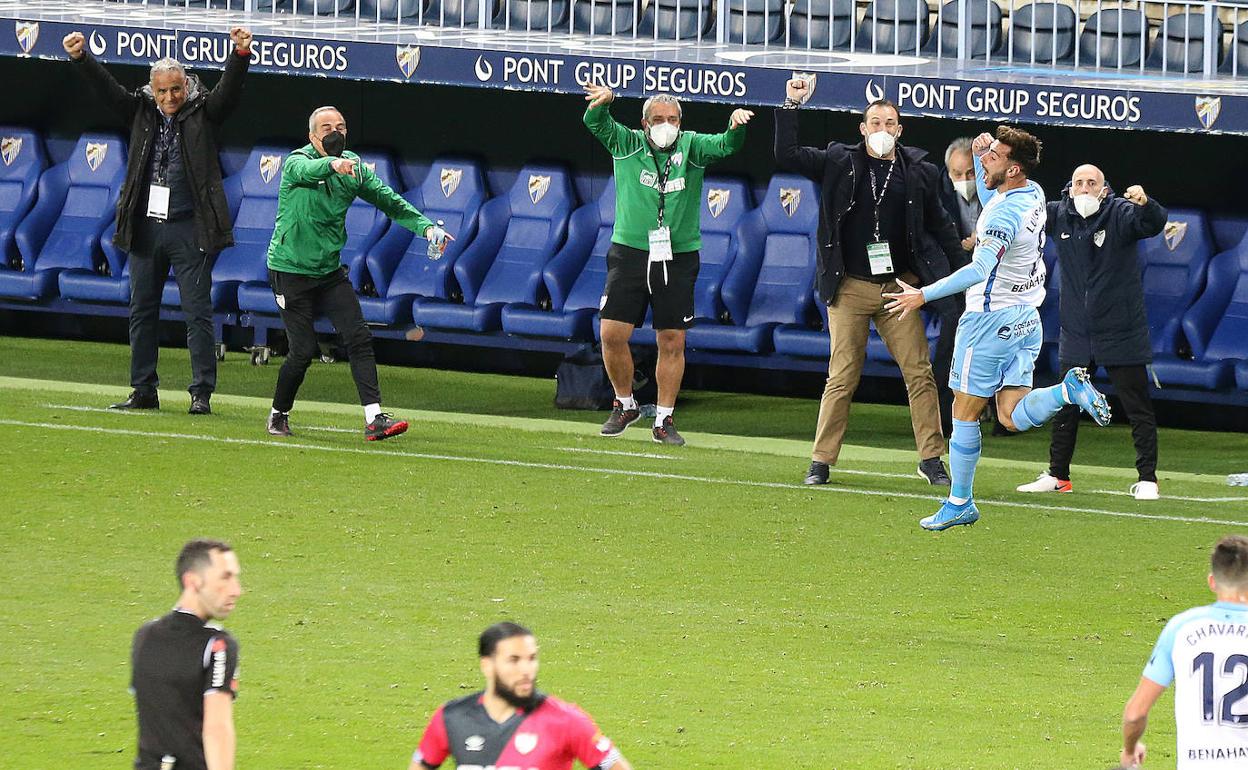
[652,416,686,446]
[600,400,641,437]
[365,412,409,441]
[804,461,830,485]
[110,390,159,410]
[188,394,212,415]
[267,412,292,436]
[918,457,952,486]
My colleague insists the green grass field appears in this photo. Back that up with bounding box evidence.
[2,336,1246,769]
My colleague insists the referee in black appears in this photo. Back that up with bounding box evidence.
[131,539,242,770]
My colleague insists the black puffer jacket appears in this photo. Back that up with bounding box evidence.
[1046,184,1168,366]
[774,108,965,312]
[72,50,250,255]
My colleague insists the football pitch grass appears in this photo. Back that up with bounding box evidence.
[2,337,1247,769]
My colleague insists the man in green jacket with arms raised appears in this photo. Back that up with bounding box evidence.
[584,85,752,446]
[266,105,451,440]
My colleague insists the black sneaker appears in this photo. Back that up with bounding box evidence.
[111,390,159,410]
[918,457,952,486]
[804,461,830,485]
[267,412,292,436]
[652,416,686,446]
[188,394,212,415]
[600,400,641,437]
[365,413,409,441]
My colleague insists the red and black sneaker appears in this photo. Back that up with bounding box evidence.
[267,411,292,436]
[652,416,686,446]
[599,400,641,437]
[365,412,409,441]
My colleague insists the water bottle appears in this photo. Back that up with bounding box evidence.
[427,219,446,260]
[160,756,176,770]
[1229,473,1248,487]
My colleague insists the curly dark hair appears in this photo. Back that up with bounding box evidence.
[994,125,1042,176]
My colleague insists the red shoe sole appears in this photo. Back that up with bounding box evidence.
[366,421,409,441]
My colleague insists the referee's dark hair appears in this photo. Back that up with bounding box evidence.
[175,538,233,587]
[479,621,533,657]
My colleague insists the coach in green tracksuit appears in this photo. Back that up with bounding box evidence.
[265,105,451,441]
[583,85,751,446]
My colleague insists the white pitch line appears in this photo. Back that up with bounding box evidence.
[40,405,1248,504]
[558,447,683,461]
[3,419,1247,528]
[1088,489,1248,504]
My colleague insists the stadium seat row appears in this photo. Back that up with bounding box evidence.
[2,126,1247,392]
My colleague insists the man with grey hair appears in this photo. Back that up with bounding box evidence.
[264,106,449,440]
[63,27,254,416]
[935,136,979,435]
[583,84,752,446]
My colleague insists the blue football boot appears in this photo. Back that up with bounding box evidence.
[920,499,981,531]
[1062,367,1112,427]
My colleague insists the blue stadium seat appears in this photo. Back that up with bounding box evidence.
[59,219,131,304]
[773,286,829,358]
[501,179,617,341]
[1151,245,1248,390]
[496,0,569,28]
[1079,9,1150,68]
[0,133,125,301]
[923,0,1003,58]
[358,159,487,326]
[0,128,46,271]
[637,0,714,39]
[855,0,931,54]
[727,0,785,45]
[1219,20,1248,74]
[425,0,497,25]
[358,0,429,18]
[340,152,400,289]
[686,175,817,354]
[1211,213,1248,253]
[1009,2,1077,64]
[1145,12,1223,73]
[414,165,573,332]
[573,0,636,33]
[786,0,855,49]
[1138,209,1214,357]
[192,146,287,314]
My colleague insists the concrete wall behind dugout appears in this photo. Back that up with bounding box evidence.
[6,55,1247,233]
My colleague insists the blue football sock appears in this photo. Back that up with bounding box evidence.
[1011,384,1067,432]
[948,418,981,504]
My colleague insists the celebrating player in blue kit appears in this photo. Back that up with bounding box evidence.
[884,126,1111,531]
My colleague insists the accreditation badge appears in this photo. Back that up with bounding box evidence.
[146,184,171,220]
[866,240,894,275]
[648,227,673,262]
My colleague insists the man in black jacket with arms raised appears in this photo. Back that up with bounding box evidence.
[63,27,253,416]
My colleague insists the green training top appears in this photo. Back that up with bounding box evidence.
[583,104,745,253]
[267,145,434,277]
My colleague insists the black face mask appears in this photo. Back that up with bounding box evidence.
[320,130,346,157]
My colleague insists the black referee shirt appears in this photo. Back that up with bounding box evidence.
[131,610,239,770]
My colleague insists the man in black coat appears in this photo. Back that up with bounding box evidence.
[775,77,965,487]
[63,28,253,415]
[1016,164,1167,500]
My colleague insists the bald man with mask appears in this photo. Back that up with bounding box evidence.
[1017,163,1167,500]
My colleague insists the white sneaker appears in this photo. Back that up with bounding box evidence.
[1016,473,1073,493]
[1131,481,1160,500]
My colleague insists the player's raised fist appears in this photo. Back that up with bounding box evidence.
[786,78,809,102]
[63,31,86,59]
[229,27,253,54]
[971,132,994,157]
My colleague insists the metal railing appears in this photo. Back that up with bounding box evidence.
[91,0,1247,76]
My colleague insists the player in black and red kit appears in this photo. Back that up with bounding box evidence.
[131,539,242,770]
[409,622,632,770]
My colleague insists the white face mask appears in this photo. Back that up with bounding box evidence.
[648,122,679,150]
[866,130,896,157]
[1073,193,1102,219]
[953,179,975,201]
